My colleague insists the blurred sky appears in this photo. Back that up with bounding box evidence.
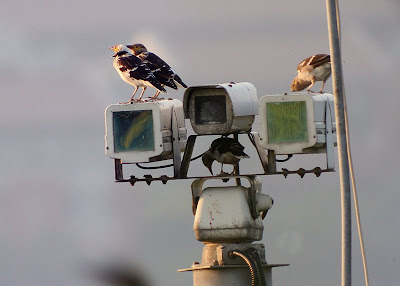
[1,0,399,285]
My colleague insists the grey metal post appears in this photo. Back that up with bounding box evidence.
[325,1,352,286]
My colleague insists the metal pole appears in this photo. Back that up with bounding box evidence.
[325,1,352,286]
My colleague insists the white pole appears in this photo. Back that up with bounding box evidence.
[325,1,352,286]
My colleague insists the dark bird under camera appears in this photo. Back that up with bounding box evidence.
[202,137,249,176]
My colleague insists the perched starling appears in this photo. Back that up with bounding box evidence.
[110,44,166,103]
[127,43,187,99]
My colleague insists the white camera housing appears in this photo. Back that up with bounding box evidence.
[258,93,336,154]
[105,99,187,163]
[183,82,258,135]
[192,176,272,243]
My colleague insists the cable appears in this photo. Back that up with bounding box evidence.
[230,250,261,286]
[251,249,267,286]
[135,152,205,169]
[276,155,293,162]
[343,83,370,286]
[248,133,292,163]
[335,1,370,284]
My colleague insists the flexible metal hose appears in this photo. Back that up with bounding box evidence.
[251,249,267,286]
[230,249,261,286]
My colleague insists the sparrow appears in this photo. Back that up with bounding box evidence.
[291,54,331,93]
[202,137,249,175]
[110,44,166,103]
[126,43,187,99]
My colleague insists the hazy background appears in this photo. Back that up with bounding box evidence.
[1,0,399,285]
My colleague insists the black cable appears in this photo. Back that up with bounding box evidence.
[248,133,292,163]
[135,152,205,170]
[275,154,293,162]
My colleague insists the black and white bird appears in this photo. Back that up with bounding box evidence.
[110,44,166,103]
[127,43,187,99]
[291,54,331,93]
[202,137,249,175]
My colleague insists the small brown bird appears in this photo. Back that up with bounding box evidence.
[291,54,331,93]
[202,137,249,175]
[127,43,187,99]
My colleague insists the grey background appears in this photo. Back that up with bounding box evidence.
[1,0,399,285]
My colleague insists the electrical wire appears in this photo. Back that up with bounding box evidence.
[343,85,370,286]
[248,132,292,163]
[275,155,293,162]
[335,1,370,284]
[135,152,205,169]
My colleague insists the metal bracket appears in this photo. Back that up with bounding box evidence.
[325,99,335,170]
[171,106,182,178]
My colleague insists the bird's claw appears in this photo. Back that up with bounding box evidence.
[147,97,163,101]
[217,171,230,176]
[119,99,143,104]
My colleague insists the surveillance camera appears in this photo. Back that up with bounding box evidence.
[183,82,258,135]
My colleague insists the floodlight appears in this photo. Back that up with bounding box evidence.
[258,93,336,155]
[105,99,187,163]
[183,82,258,135]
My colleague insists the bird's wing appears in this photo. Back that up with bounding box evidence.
[118,55,166,92]
[297,54,330,72]
[142,52,175,79]
[116,54,142,72]
[135,52,177,89]
[172,73,187,88]
[211,138,246,156]
[143,52,187,88]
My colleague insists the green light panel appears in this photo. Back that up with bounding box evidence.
[266,101,308,143]
[113,110,155,153]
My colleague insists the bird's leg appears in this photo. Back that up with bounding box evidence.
[128,86,139,102]
[219,164,229,176]
[230,163,239,175]
[149,88,167,100]
[119,87,138,104]
[149,90,161,100]
[137,87,147,101]
[319,80,326,93]
[306,79,316,93]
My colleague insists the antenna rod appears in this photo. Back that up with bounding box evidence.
[325,1,351,286]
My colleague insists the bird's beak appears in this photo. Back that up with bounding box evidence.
[202,152,214,175]
[109,46,118,57]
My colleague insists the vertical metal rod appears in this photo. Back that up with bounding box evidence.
[171,107,182,178]
[233,133,241,186]
[326,1,352,285]
[114,159,123,180]
[267,150,276,173]
[179,135,197,178]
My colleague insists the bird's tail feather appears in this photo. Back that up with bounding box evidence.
[173,74,187,88]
